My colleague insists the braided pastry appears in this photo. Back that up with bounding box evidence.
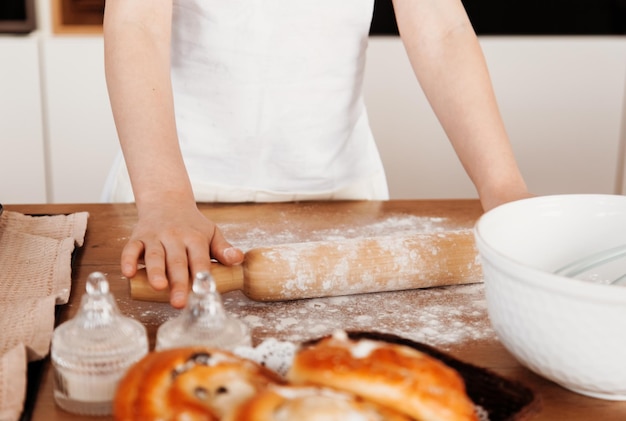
[286,331,478,421]
[225,384,412,421]
[113,347,283,421]
[114,333,478,421]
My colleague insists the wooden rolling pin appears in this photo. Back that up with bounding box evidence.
[129,229,482,302]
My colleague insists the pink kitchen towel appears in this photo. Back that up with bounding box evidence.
[0,210,88,421]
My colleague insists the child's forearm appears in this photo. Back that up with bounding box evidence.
[393,0,530,209]
[103,0,196,211]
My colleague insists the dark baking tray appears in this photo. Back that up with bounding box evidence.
[304,331,540,421]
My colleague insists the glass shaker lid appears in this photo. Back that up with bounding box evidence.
[156,271,251,350]
[52,271,148,360]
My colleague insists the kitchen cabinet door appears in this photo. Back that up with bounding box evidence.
[41,36,119,203]
[36,34,626,203]
[0,34,47,204]
[364,36,626,199]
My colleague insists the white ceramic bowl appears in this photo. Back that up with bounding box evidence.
[474,194,626,400]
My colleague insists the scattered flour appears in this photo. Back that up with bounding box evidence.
[116,212,495,420]
[120,214,494,351]
[222,282,494,351]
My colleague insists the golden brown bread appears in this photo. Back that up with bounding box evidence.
[113,347,283,421]
[114,333,480,421]
[286,331,478,421]
[225,384,413,421]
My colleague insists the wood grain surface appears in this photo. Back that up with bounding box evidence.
[5,200,625,421]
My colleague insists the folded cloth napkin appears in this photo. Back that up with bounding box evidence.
[0,210,88,421]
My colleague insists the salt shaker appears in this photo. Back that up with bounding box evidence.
[51,272,148,416]
[156,271,251,350]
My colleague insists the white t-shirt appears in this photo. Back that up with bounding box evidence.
[103,0,388,202]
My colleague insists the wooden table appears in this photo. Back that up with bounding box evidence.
[7,200,626,420]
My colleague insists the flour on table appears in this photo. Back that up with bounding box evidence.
[223,283,494,350]
[123,214,494,350]
[116,295,180,326]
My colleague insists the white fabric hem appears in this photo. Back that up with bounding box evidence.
[101,154,389,203]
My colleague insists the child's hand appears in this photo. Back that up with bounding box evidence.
[120,201,244,308]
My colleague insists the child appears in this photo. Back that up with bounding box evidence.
[102,0,531,307]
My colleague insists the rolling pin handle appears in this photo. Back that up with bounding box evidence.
[129,263,245,303]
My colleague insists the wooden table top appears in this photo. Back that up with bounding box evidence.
[7,200,626,421]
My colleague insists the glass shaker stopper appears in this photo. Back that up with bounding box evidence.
[51,272,148,416]
[156,270,251,350]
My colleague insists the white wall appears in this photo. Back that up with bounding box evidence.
[0,33,47,203]
[364,36,626,199]
[41,36,118,203]
[1,5,625,203]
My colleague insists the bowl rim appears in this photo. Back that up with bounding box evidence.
[474,194,626,303]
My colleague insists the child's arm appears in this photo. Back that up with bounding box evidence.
[103,0,244,308]
[393,0,532,211]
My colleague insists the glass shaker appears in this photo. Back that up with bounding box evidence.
[156,271,251,350]
[51,272,148,416]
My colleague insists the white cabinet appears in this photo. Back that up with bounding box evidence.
[484,37,626,196]
[2,30,625,204]
[0,34,47,204]
[364,37,473,199]
[0,33,118,204]
[41,36,118,203]
[364,36,626,199]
